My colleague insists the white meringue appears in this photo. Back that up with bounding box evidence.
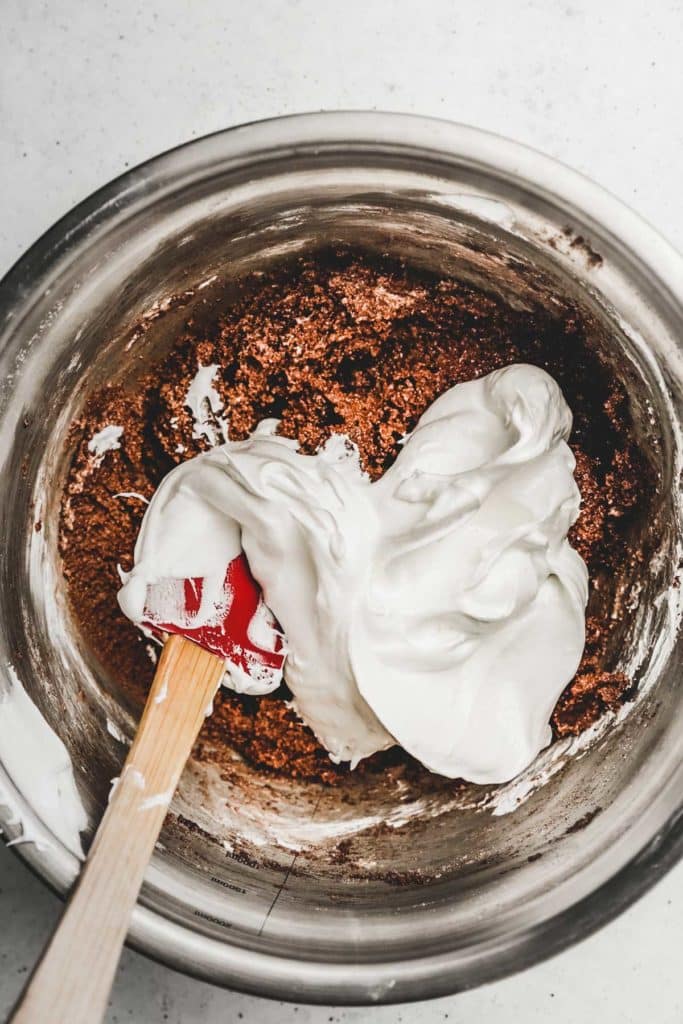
[118,364,587,783]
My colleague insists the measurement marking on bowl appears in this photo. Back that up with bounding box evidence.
[257,792,324,937]
[193,909,234,930]
[209,876,247,895]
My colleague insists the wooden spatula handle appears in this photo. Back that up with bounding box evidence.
[10,635,225,1024]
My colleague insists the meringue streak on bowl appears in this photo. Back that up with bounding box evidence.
[118,363,588,784]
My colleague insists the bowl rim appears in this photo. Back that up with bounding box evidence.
[2,110,683,1005]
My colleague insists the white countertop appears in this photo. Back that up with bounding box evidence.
[1,1,682,1021]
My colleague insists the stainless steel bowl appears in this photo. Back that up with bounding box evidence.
[1,113,682,1005]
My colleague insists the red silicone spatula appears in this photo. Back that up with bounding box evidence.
[11,554,284,1024]
[143,553,284,680]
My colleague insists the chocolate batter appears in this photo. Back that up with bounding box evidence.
[58,249,650,785]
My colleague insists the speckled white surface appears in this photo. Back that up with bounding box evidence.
[1,0,682,1021]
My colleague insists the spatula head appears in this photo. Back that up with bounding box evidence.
[142,554,285,689]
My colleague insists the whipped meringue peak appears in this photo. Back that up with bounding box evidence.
[118,363,588,784]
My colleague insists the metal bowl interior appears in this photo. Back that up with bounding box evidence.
[0,114,682,1004]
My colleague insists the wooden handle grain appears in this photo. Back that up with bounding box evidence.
[10,635,225,1024]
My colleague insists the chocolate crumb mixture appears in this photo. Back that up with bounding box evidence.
[59,249,651,784]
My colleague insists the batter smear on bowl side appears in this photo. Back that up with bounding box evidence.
[58,249,652,786]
